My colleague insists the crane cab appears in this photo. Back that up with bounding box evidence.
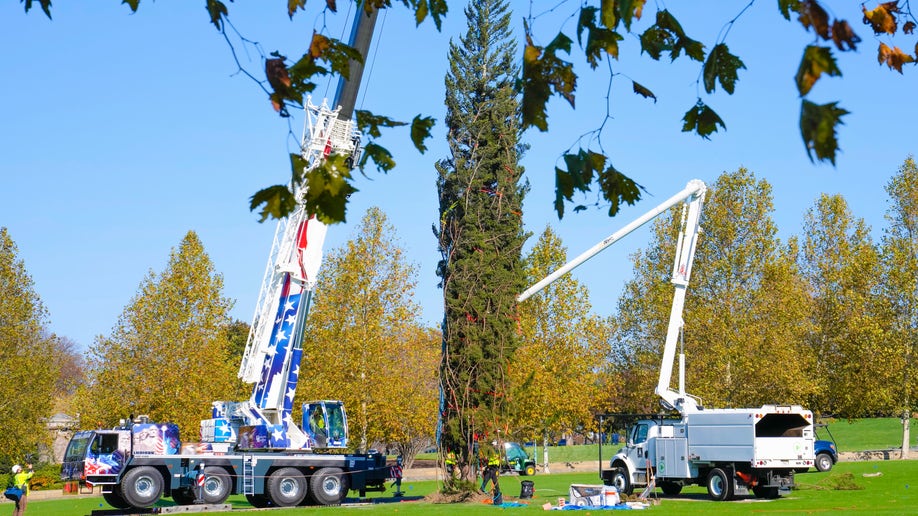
[303,400,348,449]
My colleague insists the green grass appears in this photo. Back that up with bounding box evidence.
[823,417,917,452]
[25,460,918,515]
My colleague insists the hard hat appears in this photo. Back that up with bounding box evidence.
[11,464,22,473]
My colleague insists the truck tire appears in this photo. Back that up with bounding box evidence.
[815,452,834,472]
[524,464,536,476]
[199,466,232,504]
[102,488,132,509]
[171,488,196,505]
[120,466,164,508]
[659,481,682,495]
[706,468,733,501]
[610,467,633,495]
[267,467,307,507]
[309,467,349,505]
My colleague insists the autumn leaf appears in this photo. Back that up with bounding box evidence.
[632,80,656,102]
[877,42,915,73]
[287,0,308,18]
[831,19,861,51]
[862,3,898,35]
[905,20,916,34]
[797,0,830,40]
[799,99,848,165]
[703,43,745,94]
[682,100,725,139]
[796,45,842,96]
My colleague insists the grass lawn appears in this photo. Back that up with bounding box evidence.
[26,460,918,515]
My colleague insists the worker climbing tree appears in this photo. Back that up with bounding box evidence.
[435,0,529,485]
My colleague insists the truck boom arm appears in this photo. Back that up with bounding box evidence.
[518,179,706,414]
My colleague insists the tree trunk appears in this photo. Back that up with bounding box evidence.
[542,434,550,474]
[901,411,911,460]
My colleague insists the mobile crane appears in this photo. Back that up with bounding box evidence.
[519,179,814,501]
[60,8,399,510]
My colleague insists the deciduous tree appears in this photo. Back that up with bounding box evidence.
[435,0,528,481]
[0,228,60,462]
[76,231,240,440]
[511,226,605,470]
[800,193,891,417]
[879,156,918,458]
[299,207,436,458]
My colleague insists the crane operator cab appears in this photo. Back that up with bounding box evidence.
[303,400,348,450]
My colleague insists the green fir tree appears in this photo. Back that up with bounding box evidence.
[435,0,529,481]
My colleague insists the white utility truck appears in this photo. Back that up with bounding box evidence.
[518,180,814,501]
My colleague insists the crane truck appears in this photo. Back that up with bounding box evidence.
[518,180,815,501]
[60,9,398,510]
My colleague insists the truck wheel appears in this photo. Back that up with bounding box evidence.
[659,481,682,496]
[245,494,271,508]
[706,468,733,501]
[201,466,232,504]
[267,467,307,507]
[171,488,196,505]
[102,488,132,509]
[524,464,536,476]
[815,452,834,472]
[752,485,779,499]
[120,466,164,508]
[610,467,633,495]
[309,467,349,505]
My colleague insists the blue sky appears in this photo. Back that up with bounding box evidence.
[1,2,915,350]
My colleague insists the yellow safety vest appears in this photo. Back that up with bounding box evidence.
[487,454,500,467]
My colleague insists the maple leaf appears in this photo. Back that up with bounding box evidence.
[796,45,842,96]
[877,42,915,73]
[703,44,745,94]
[682,100,725,139]
[799,100,848,165]
[830,19,861,51]
[862,4,898,35]
[798,0,830,40]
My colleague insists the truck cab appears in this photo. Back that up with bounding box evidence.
[501,442,537,476]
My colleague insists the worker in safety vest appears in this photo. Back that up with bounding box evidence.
[445,450,458,478]
[480,447,500,493]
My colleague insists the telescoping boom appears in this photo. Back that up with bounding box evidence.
[518,179,706,414]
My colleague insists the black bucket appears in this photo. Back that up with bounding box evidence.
[520,480,534,499]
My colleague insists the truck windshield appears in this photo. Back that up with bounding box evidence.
[63,434,92,462]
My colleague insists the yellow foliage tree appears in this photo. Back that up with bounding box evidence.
[0,227,60,462]
[76,231,241,440]
[299,207,437,462]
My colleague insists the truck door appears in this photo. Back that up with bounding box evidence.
[628,423,650,465]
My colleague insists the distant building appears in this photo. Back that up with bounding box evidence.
[44,413,79,463]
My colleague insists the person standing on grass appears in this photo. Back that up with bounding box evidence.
[11,463,34,516]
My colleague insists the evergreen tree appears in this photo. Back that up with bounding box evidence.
[435,0,528,480]
[0,228,59,462]
[77,231,240,439]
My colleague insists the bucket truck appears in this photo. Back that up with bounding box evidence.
[60,8,399,510]
[518,180,815,501]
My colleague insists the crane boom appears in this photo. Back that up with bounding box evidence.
[518,179,706,414]
[208,7,379,450]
